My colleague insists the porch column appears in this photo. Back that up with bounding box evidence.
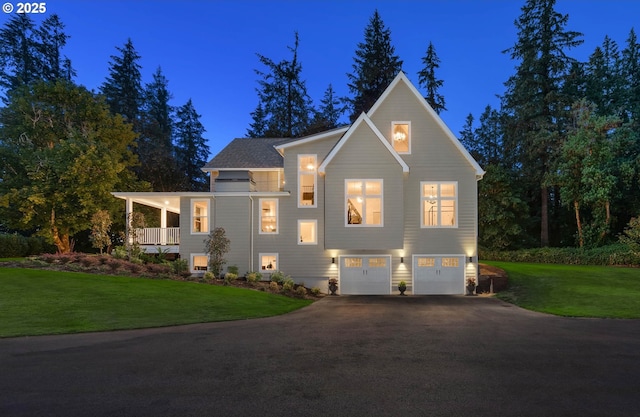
[126,198,133,244]
[161,207,167,245]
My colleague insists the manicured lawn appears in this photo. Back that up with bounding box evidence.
[0,267,312,337]
[486,261,640,318]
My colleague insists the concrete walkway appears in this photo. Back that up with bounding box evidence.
[1,296,640,416]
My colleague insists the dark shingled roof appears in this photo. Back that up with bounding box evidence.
[203,138,288,170]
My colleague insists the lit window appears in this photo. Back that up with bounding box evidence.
[392,122,410,154]
[298,154,317,207]
[421,182,457,227]
[346,179,383,226]
[191,200,209,234]
[260,199,278,234]
[191,254,208,272]
[260,253,278,271]
[298,220,317,245]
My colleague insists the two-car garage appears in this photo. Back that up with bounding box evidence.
[338,254,466,295]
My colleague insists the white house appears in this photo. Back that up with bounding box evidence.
[113,72,484,294]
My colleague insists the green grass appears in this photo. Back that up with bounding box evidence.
[0,268,312,337]
[487,261,640,318]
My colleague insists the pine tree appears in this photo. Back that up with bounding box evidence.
[306,84,346,135]
[621,28,640,125]
[417,41,446,114]
[100,38,143,126]
[459,114,477,160]
[175,99,209,191]
[139,67,180,191]
[249,32,313,138]
[347,10,403,121]
[501,0,583,246]
[584,36,623,117]
[35,14,75,83]
[0,14,38,93]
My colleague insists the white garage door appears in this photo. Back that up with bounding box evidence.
[413,255,465,295]
[340,255,391,295]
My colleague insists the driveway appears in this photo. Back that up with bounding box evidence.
[1,296,639,416]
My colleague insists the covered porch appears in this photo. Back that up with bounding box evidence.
[112,192,182,253]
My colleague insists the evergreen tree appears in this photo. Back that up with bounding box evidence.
[621,28,640,125]
[306,84,346,134]
[347,10,403,121]
[100,38,143,126]
[249,31,313,138]
[459,114,477,160]
[417,41,446,114]
[139,67,180,191]
[584,36,623,117]
[501,0,583,246]
[175,99,209,191]
[474,105,503,167]
[35,14,75,82]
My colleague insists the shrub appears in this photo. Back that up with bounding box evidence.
[246,271,262,284]
[224,272,238,284]
[269,281,279,291]
[112,246,128,260]
[310,287,321,296]
[106,258,124,272]
[171,259,189,276]
[479,243,640,266]
[227,265,239,275]
[295,286,307,297]
[282,277,295,291]
[79,255,100,268]
[203,271,215,282]
[146,263,172,276]
[0,233,53,257]
[270,270,285,283]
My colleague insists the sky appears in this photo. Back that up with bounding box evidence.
[2,0,639,159]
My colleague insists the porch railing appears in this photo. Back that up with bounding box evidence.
[134,227,180,245]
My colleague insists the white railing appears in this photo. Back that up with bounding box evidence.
[134,227,180,245]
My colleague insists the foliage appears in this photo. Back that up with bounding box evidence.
[619,216,640,254]
[227,265,239,275]
[270,270,285,284]
[398,281,407,291]
[417,41,446,114]
[246,271,262,283]
[174,98,209,191]
[204,227,230,277]
[203,271,215,282]
[90,210,112,254]
[248,31,313,138]
[295,285,307,297]
[282,277,295,291]
[111,246,128,260]
[0,233,54,257]
[306,84,346,134]
[0,80,140,253]
[269,281,279,291]
[480,243,640,266]
[346,9,402,121]
[171,258,189,276]
[224,272,238,284]
[310,287,321,296]
[100,38,142,125]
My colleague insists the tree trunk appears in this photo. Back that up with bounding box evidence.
[574,200,583,248]
[540,186,549,247]
[600,200,611,241]
[51,208,72,253]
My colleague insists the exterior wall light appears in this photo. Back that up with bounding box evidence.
[467,256,474,263]
[400,256,404,263]
[332,257,335,264]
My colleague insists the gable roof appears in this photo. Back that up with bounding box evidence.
[368,72,485,178]
[202,138,285,171]
[274,126,350,152]
[318,113,410,174]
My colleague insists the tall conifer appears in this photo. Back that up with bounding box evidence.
[417,41,446,114]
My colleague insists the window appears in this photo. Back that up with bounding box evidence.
[259,199,278,234]
[191,199,209,234]
[421,182,457,227]
[392,122,411,154]
[346,179,383,226]
[298,220,317,245]
[191,254,208,272]
[344,257,362,268]
[298,154,317,207]
[368,257,387,268]
[260,253,278,271]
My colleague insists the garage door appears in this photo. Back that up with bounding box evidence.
[413,255,464,295]
[340,255,391,295]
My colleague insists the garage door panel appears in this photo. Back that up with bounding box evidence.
[413,255,464,295]
[340,256,391,295]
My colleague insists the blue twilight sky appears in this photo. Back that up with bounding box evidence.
[1,1,639,158]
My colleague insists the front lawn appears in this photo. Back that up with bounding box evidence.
[0,267,312,337]
[487,261,640,318]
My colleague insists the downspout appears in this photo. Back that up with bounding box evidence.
[249,195,254,273]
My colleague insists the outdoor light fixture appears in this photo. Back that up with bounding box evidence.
[332,257,335,264]
[468,256,473,263]
[400,257,404,263]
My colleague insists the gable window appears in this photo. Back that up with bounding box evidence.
[191,254,208,273]
[191,199,209,234]
[298,154,317,207]
[392,122,410,154]
[260,253,278,271]
[421,182,457,227]
[259,198,278,234]
[298,220,317,245]
[346,179,383,226]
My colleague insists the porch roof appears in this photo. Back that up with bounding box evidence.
[111,192,212,213]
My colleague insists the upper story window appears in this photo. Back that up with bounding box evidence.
[421,182,457,228]
[298,154,317,208]
[392,122,411,154]
[191,199,209,234]
[346,179,383,226]
[298,220,317,244]
[259,198,278,234]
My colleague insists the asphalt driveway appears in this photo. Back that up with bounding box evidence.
[1,295,639,417]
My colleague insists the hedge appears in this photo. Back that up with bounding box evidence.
[0,233,56,258]
[479,243,640,266]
